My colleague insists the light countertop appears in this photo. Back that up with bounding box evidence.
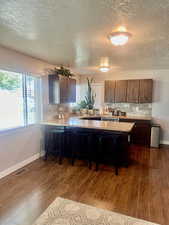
[41,117,135,133]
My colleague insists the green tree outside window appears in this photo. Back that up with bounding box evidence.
[0,71,20,90]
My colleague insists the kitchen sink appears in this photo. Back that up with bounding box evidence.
[80,116,119,122]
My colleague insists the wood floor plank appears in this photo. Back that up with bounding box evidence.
[0,145,168,225]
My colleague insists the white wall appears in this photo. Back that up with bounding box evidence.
[0,45,55,177]
[79,70,169,144]
[0,126,42,178]
[0,45,54,75]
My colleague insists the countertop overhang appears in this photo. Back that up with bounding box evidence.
[41,117,135,133]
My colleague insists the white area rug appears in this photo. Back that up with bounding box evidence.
[32,197,160,225]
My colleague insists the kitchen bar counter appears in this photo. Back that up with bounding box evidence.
[42,117,134,133]
[42,117,134,175]
[74,114,151,146]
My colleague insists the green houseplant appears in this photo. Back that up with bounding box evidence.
[85,78,96,110]
[49,66,74,78]
[77,78,96,111]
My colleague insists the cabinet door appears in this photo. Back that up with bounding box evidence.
[104,80,115,103]
[131,122,151,146]
[68,78,76,103]
[60,76,69,103]
[48,74,59,104]
[127,80,139,103]
[115,80,127,103]
[139,79,153,103]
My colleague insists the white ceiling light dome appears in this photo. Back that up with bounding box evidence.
[99,57,110,72]
[99,66,110,72]
[108,26,132,46]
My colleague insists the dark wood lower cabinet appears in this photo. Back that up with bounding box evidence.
[131,123,151,147]
[119,118,151,147]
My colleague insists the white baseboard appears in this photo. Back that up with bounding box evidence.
[160,140,169,145]
[0,153,43,180]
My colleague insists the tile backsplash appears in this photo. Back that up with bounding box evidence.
[105,103,152,116]
[43,103,152,119]
[43,104,73,120]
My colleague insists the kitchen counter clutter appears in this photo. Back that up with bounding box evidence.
[42,117,135,133]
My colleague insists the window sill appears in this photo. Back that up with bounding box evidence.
[0,124,40,137]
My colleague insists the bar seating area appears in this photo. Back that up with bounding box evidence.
[95,132,129,175]
[44,125,130,175]
[68,128,93,169]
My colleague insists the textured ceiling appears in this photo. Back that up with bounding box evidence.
[0,0,169,74]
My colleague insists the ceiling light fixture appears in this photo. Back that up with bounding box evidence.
[99,66,110,72]
[108,26,132,46]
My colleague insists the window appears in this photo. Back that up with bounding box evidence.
[0,69,41,131]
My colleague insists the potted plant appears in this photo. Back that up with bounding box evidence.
[85,78,95,114]
[78,100,88,114]
[77,78,96,114]
[49,66,74,78]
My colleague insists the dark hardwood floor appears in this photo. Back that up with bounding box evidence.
[0,145,169,225]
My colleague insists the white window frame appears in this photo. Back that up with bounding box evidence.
[0,69,42,134]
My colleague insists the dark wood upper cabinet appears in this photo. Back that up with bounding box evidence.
[104,80,116,103]
[59,76,69,104]
[48,75,76,104]
[104,79,153,104]
[48,75,59,104]
[139,79,153,103]
[127,80,140,103]
[68,78,76,103]
[115,80,127,103]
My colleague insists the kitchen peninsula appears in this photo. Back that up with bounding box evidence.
[42,117,134,133]
[42,117,135,175]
